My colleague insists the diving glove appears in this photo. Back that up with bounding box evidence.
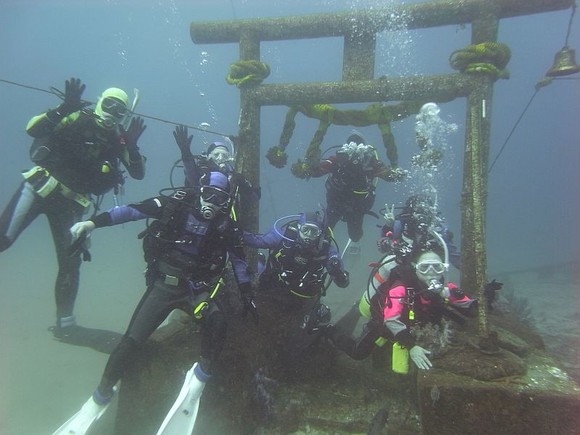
[121,116,147,152]
[409,345,432,370]
[60,77,87,114]
[70,220,96,241]
[239,282,258,324]
[173,125,194,160]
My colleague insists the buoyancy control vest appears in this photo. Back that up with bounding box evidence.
[264,225,331,298]
[142,192,241,279]
[326,157,375,195]
[369,264,416,324]
[369,264,449,327]
[30,111,124,195]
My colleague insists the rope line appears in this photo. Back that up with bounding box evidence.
[0,78,232,137]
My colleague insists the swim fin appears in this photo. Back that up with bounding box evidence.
[341,238,361,258]
[156,362,208,435]
[51,324,122,354]
[346,239,361,256]
[52,394,111,435]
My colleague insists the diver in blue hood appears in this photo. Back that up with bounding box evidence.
[54,171,256,435]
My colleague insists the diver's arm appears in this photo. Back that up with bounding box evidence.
[243,227,282,249]
[326,253,349,288]
[26,110,81,138]
[71,196,163,243]
[308,157,334,178]
[120,145,146,180]
[119,117,147,180]
[229,250,252,286]
[27,77,87,137]
[92,197,165,228]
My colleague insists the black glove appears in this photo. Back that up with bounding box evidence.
[47,78,87,124]
[173,125,193,160]
[485,279,503,292]
[121,116,147,152]
[328,257,349,287]
[239,282,258,324]
[327,256,341,273]
[484,279,503,310]
[61,77,87,114]
[334,270,350,288]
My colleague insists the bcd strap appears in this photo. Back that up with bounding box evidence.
[22,166,90,208]
[193,278,224,320]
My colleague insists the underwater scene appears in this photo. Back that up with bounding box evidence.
[0,0,579,434]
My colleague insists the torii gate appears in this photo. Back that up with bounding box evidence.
[189,0,573,346]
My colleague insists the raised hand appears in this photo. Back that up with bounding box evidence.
[61,77,87,114]
[121,116,147,150]
[173,125,193,159]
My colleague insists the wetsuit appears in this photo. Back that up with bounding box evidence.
[331,265,475,360]
[244,223,349,365]
[244,224,348,304]
[309,154,395,242]
[0,109,145,325]
[91,190,251,397]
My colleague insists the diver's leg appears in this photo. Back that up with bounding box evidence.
[199,306,227,375]
[324,190,342,229]
[0,182,42,251]
[328,322,380,360]
[46,195,85,327]
[346,211,364,243]
[97,278,182,398]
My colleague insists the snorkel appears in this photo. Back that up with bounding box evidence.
[430,229,450,284]
[122,88,140,130]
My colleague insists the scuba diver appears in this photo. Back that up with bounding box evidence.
[243,211,349,366]
[53,171,257,435]
[308,134,407,251]
[172,124,260,202]
[0,77,146,342]
[378,192,461,270]
[326,248,477,373]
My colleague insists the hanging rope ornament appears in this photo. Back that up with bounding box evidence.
[226,60,271,88]
[449,42,511,80]
[266,101,428,179]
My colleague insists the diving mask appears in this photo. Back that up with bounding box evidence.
[298,223,322,244]
[101,97,128,119]
[200,185,230,207]
[208,148,233,168]
[94,88,129,129]
[415,260,447,274]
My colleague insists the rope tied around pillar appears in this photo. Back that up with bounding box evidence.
[449,42,512,80]
[226,60,271,88]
